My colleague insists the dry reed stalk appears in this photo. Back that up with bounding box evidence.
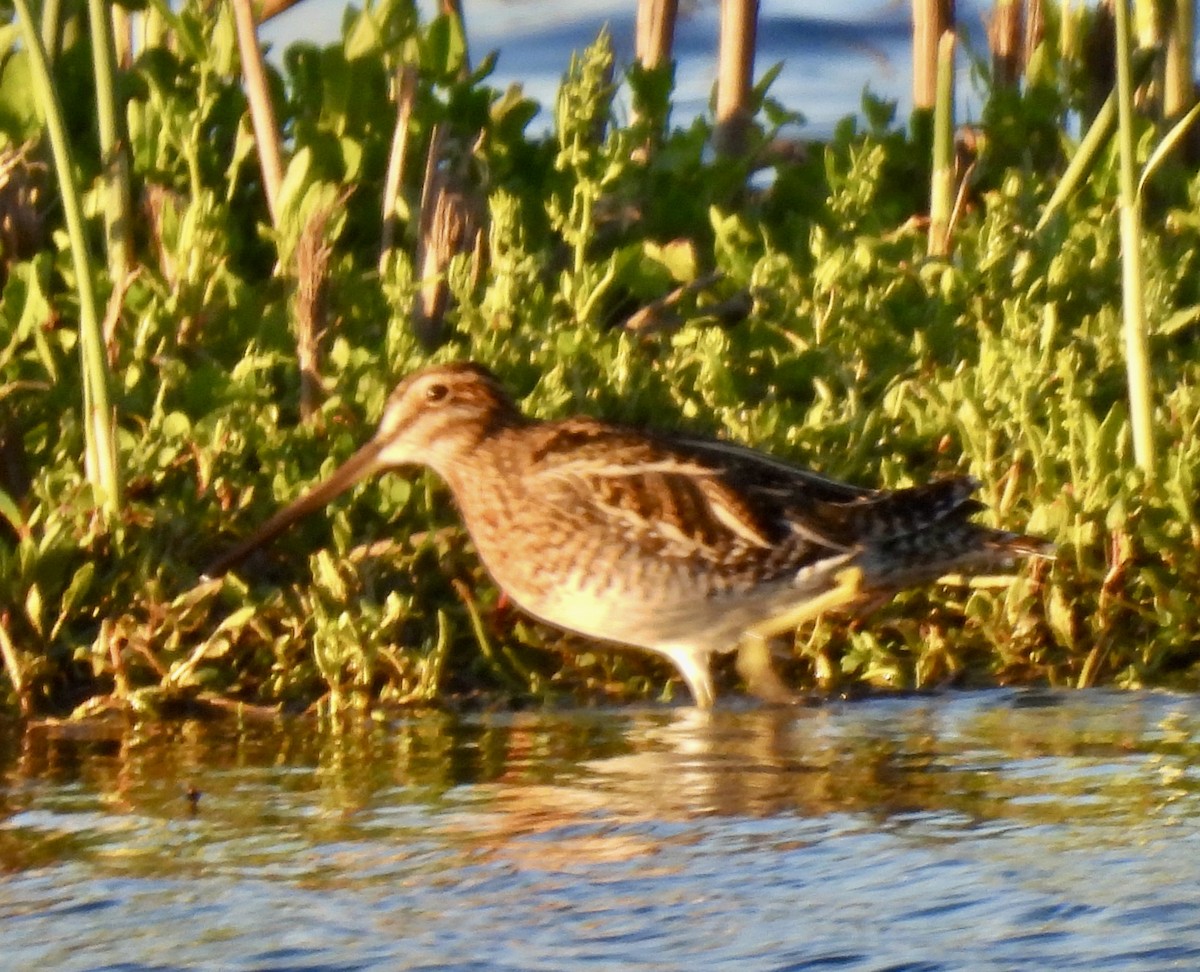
[231,0,285,226]
[380,65,419,265]
[142,183,176,287]
[1164,0,1196,122]
[1080,3,1115,124]
[102,267,137,367]
[632,0,679,147]
[636,0,679,68]
[412,127,484,348]
[112,4,132,68]
[294,196,347,421]
[623,271,724,334]
[1024,0,1044,66]
[715,0,759,157]
[912,0,955,110]
[989,0,1023,89]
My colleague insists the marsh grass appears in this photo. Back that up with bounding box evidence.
[2,1,1200,716]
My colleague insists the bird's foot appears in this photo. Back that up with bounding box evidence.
[736,566,866,704]
[735,633,796,705]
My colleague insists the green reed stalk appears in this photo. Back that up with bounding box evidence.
[1114,0,1155,478]
[40,0,64,61]
[1037,92,1118,231]
[1138,102,1200,198]
[1037,48,1155,232]
[86,0,133,285]
[14,0,121,514]
[928,29,956,258]
[1060,0,1076,64]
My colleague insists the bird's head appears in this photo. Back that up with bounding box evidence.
[371,361,522,475]
[206,361,522,575]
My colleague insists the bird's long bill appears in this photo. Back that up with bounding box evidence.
[205,437,389,577]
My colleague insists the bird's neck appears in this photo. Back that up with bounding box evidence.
[429,415,526,496]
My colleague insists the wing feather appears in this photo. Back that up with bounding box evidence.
[523,420,876,562]
[520,418,983,570]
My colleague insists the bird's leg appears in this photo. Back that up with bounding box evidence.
[735,631,795,704]
[657,645,717,709]
[736,567,866,704]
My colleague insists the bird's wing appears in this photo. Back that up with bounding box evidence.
[669,435,875,504]
[523,420,869,561]
[669,435,984,545]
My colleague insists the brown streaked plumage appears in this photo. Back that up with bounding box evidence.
[208,361,1052,708]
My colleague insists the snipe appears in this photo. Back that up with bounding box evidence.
[209,362,1052,707]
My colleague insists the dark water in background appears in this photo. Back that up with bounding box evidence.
[3,690,1200,970]
[262,0,999,137]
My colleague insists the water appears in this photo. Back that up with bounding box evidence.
[262,0,999,138]
[3,690,1200,970]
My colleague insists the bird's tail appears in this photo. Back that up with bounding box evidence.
[981,527,1056,561]
[863,517,1053,594]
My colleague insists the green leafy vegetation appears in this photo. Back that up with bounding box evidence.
[2,0,1199,717]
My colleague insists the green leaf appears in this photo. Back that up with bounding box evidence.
[0,46,39,139]
[644,239,698,282]
[339,137,364,180]
[1137,101,1200,201]
[1161,305,1200,337]
[25,582,43,639]
[161,411,192,439]
[0,258,53,376]
[420,14,467,81]
[0,486,24,538]
[50,563,96,641]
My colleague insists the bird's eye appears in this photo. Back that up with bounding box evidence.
[425,382,449,403]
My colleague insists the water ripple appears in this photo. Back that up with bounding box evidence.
[2,691,1200,970]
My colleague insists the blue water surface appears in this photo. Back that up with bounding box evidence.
[3,690,1199,970]
[262,0,1001,137]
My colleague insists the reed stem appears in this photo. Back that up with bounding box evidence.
[14,0,121,513]
[1114,0,1156,477]
[1037,48,1155,231]
[636,0,679,68]
[913,0,954,110]
[1164,0,1195,121]
[380,65,418,264]
[714,0,758,157]
[989,0,1023,89]
[86,0,133,288]
[928,29,956,258]
[231,0,285,226]
[40,0,63,61]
